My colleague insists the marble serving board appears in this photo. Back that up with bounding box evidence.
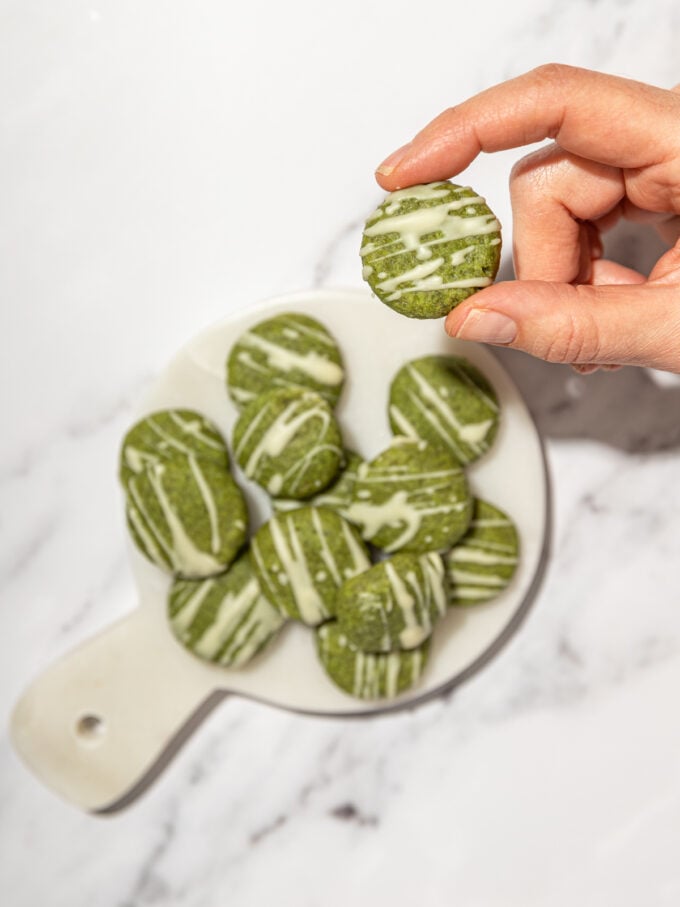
[10,288,548,813]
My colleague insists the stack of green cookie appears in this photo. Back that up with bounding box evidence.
[227,314,460,697]
[119,409,248,578]
[119,408,289,669]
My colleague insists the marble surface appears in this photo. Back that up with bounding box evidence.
[2,1,680,904]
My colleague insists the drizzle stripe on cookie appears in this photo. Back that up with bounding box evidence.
[239,331,343,386]
[169,563,284,667]
[252,508,370,626]
[316,623,429,700]
[445,500,519,605]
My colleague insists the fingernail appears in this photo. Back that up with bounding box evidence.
[454,309,517,345]
[571,364,600,375]
[376,143,411,176]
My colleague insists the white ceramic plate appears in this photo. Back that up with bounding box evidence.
[11,288,549,811]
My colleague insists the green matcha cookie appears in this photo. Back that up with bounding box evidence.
[389,355,499,465]
[227,312,345,408]
[316,621,430,700]
[336,551,446,652]
[251,506,371,626]
[361,182,501,319]
[233,387,343,499]
[168,550,285,667]
[125,457,248,577]
[271,450,364,519]
[120,408,229,485]
[346,437,472,553]
[444,499,520,605]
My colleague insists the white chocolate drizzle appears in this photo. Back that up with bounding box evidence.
[445,501,519,605]
[127,462,225,575]
[167,411,226,452]
[123,411,227,476]
[385,561,427,649]
[187,455,221,555]
[239,331,343,386]
[448,546,518,566]
[171,578,215,632]
[449,244,476,266]
[347,491,458,551]
[278,316,337,347]
[311,507,342,586]
[270,515,326,624]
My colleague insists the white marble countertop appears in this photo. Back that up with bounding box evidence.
[2,2,680,904]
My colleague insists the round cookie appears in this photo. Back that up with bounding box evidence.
[120,408,229,485]
[272,450,364,519]
[444,499,520,605]
[336,551,446,652]
[389,355,500,465]
[251,506,371,626]
[125,457,248,578]
[168,550,285,667]
[227,312,345,409]
[360,182,501,319]
[233,387,344,499]
[346,437,472,553]
[316,621,429,700]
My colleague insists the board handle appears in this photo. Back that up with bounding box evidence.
[10,607,224,812]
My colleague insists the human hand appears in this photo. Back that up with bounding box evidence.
[375,65,680,374]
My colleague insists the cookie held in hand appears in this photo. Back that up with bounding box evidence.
[361,182,501,319]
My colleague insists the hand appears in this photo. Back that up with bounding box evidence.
[375,64,680,374]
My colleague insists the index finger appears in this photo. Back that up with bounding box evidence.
[376,65,680,189]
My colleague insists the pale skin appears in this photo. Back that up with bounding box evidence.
[375,64,680,374]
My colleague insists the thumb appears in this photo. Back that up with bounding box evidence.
[444,271,680,373]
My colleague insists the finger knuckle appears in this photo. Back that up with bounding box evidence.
[509,154,537,185]
[509,149,556,196]
[540,286,602,364]
[531,62,575,88]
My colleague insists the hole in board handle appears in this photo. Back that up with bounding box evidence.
[75,714,106,744]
